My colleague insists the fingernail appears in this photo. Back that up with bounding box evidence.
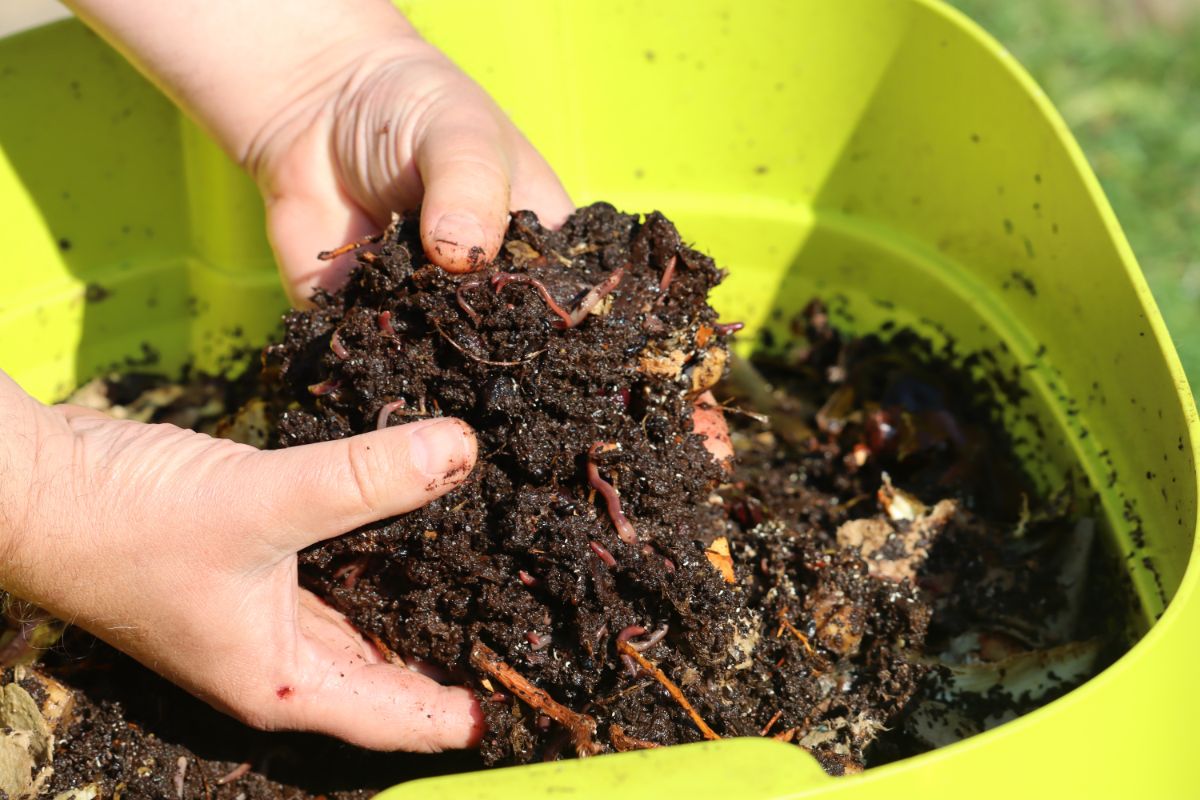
[431,213,487,267]
[409,418,475,478]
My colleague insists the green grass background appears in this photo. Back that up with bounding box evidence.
[947,0,1200,383]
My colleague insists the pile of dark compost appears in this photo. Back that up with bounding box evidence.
[1,205,1122,799]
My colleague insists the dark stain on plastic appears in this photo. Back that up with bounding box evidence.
[85,282,110,303]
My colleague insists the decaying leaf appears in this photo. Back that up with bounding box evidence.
[704,537,736,583]
[836,498,958,583]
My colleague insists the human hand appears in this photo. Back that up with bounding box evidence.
[246,35,574,305]
[0,371,482,751]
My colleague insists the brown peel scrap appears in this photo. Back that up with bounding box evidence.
[704,536,736,584]
[470,642,601,757]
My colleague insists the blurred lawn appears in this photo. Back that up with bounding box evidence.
[947,0,1200,384]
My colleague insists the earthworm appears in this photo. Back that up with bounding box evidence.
[617,624,668,653]
[714,321,745,336]
[588,540,617,568]
[455,279,484,326]
[565,265,625,326]
[493,266,626,329]
[378,310,397,337]
[215,762,251,785]
[518,570,539,587]
[526,632,552,651]
[587,443,639,545]
[307,379,340,396]
[630,625,669,652]
[655,254,678,307]
[491,273,574,327]
[333,557,368,589]
[433,322,543,367]
[616,625,647,645]
[616,625,647,677]
[376,398,408,430]
[329,330,349,360]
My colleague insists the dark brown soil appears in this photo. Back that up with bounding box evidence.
[3,205,1120,798]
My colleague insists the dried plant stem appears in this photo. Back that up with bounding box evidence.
[615,639,720,741]
[470,642,601,757]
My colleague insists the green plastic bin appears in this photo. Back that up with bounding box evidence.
[0,1,1195,797]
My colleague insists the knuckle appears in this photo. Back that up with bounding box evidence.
[343,436,395,515]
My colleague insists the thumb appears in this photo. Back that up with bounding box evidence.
[415,107,513,273]
[243,417,477,555]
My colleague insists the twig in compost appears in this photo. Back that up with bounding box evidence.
[615,639,721,741]
[365,631,403,665]
[587,443,639,544]
[775,607,815,656]
[317,230,384,261]
[610,724,661,752]
[470,641,601,757]
[760,709,784,736]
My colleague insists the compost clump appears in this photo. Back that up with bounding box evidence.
[263,204,935,769]
[3,204,1119,798]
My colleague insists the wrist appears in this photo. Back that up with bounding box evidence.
[0,372,47,590]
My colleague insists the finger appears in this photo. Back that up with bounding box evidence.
[264,173,378,307]
[507,141,575,231]
[414,109,512,273]
[236,591,484,752]
[292,592,483,751]
[693,391,733,466]
[249,417,477,552]
[291,661,484,752]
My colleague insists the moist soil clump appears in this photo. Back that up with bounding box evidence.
[265,205,935,770]
[2,205,1119,797]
